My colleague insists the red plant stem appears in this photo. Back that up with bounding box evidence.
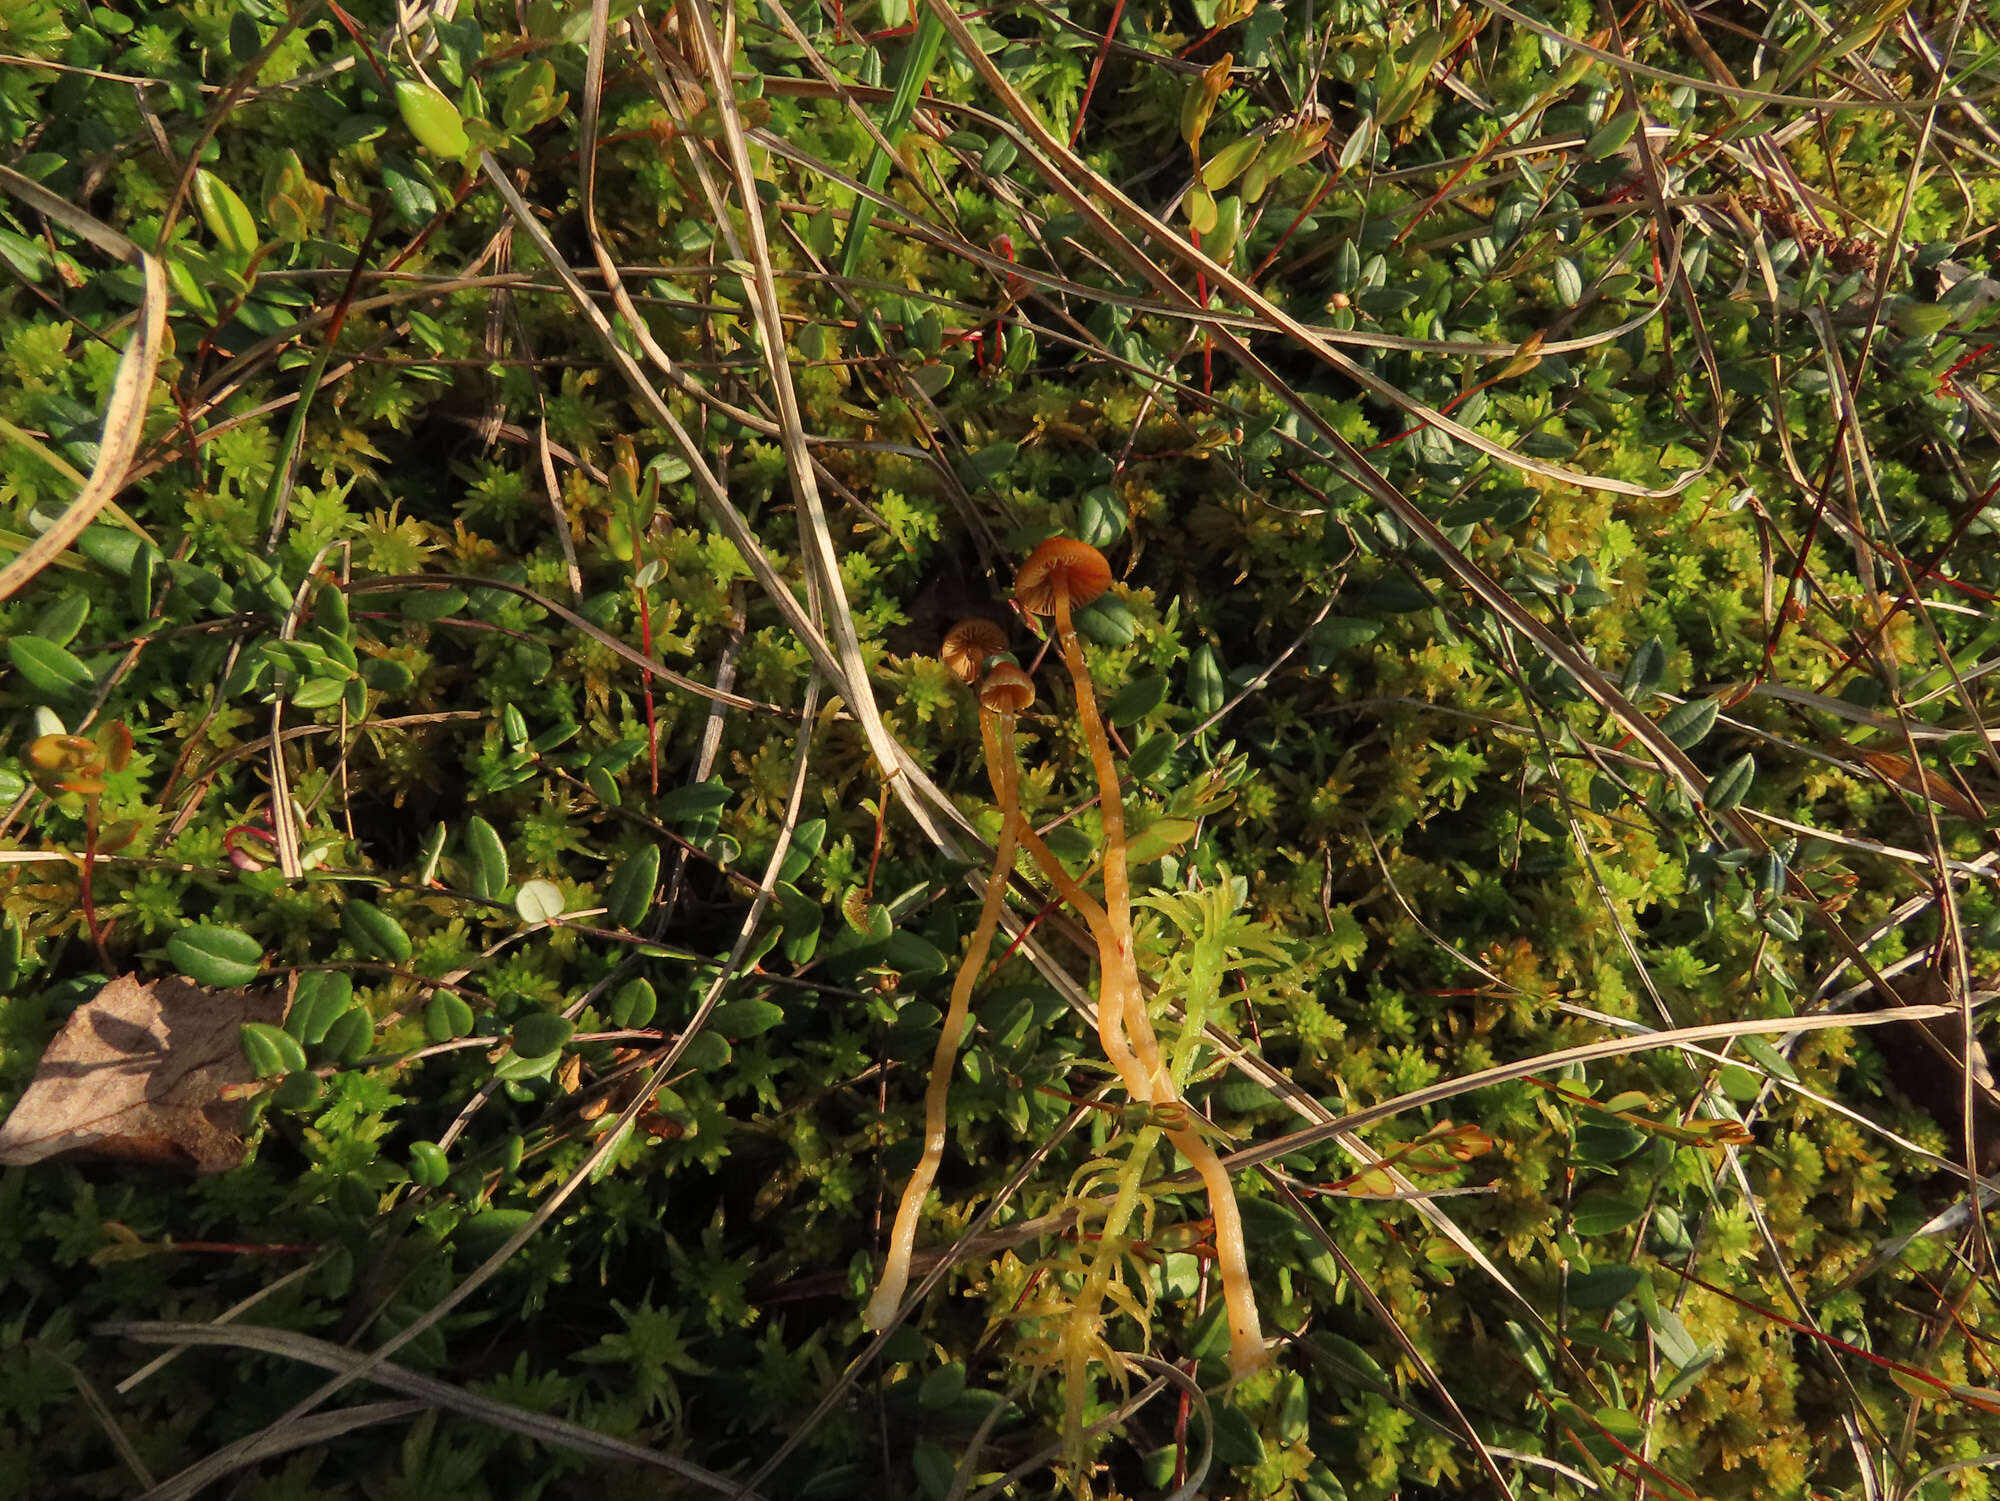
[1068,0,1127,147]
[1251,172,1336,283]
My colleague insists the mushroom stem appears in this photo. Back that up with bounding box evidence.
[1049,586,1167,1098]
[1046,586,1266,1380]
[1166,1118,1269,1379]
[865,708,1024,1332]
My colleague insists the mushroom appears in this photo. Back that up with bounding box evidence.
[1014,539,1164,1092]
[865,660,1036,1331]
[940,617,1009,685]
[1013,536,1268,1380]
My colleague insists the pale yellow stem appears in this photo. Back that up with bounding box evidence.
[865,712,1022,1331]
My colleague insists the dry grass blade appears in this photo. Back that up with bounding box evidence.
[475,150,974,858]
[0,166,167,607]
[99,1320,773,1498]
[1214,1003,1960,1178]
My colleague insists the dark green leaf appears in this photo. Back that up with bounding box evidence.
[465,817,509,898]
[286,972,353,1044]
[343,900,413,963]
[710,998,783,1036]
[604,845,661,930]
[240,1022,307,1078]
[169,925,264,988]
[1659,695,1721,749]
[8,636,95,700]
[1568,1264,1645,1308]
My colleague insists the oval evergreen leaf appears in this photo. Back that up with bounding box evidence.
[1571,1191,1645,1236]
[465,817,509,898]
[710,998,784,1037]
[394,78,471,158]
[169,924,264,987]
[1106,674,1168,727]
[1705,752,1755,811]
[343,900,413,963]
[604,845,661,930]
[8,637,96,700]
[1659,695,1721,749]
[513,879,565,925]
[240,1021,307,1077]
[511,1012,574,1058]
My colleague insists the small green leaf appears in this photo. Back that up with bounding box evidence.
[1571,1191,1645,1236]
[465,816,509,898]
[1126,732,1176,785]
[680,1032,730,1071]
[286,972,353,1044]
[1106,674,1168,726]
[511,1012,573,1058]
[1125,816,1199,866]
[32,593,89,648]
[418,822,447,885]
[1659,695,1721,749]
[1705,752,1755,811]
[169,925,264,987]
[656,779,731,826]
[610,978,657,1029]
[270,1071,322,1112]
[1584,108,1640,160]
[1553,256,1584,306]
[513,879,565,925]
[1206,1405,1266,1466]
[1621,637,1666,699]
[1078,485,1127,547]
[395,78,471,158]
[240,1021,307,1078]
[604,845,661,930]
[1201,135,1265,191]
[1185,186,1218,235]
[424,992,475,1042]
[918,1363,967,1410]
[408,1141,449,1188]
[1189,643,1226,718]
[319,1006,374,1064]
[8,636,95,700]
[403,587,468,622]
[193,168,259,257]
[710,998,783,1037]
[343,900,413,963]
[1568,1264,1645,1308]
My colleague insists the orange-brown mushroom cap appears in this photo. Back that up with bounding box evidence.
[940,617,1009,683]
[979,662,1036,714]
[1015,537,1112,616]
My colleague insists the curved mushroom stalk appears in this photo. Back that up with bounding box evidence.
[866,661,1035,1331]
[1014,537,1268,1381]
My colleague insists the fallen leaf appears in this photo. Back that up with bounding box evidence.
[0,973,283,1173]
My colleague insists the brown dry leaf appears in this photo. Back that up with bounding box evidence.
[0,973,283,1173]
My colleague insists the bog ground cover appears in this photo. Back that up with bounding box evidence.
[2,0,2000,1495]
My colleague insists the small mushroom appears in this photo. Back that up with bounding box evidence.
[1015,537,1113,617]
[941,617,1010,685]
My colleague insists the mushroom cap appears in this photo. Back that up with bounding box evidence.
[940,617,1009,683]
[1015,537,1112,615]
[979,662,1037,714]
